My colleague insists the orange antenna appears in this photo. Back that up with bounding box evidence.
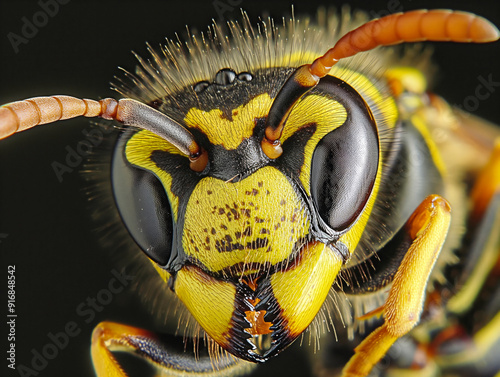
[310,10,500,77]
[262,9,500,159]
[0,96,207,171]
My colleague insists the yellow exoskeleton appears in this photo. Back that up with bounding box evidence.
[1,5,499,377]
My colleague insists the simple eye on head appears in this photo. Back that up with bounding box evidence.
[111,132,174,266]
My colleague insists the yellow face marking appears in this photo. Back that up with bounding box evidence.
[278,50,398,131]
[174,265,236,347]
[125,130,183,219]
[331,66,398,130]
[184,93,273,150]
[182,166,310,273]
[270,241,343,337]
[280,94,347,196]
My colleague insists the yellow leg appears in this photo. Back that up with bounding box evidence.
[91,321,254,377]
[470,138,500,221]
[342,195,451,377]
[447,138,500,314]
[91,321,154,377]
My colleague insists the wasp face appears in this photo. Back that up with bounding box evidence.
[111,67,379,361]
[175,164,342,361]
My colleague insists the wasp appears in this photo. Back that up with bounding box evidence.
[1,3,499,377]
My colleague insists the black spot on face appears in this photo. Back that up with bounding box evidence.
[230,208,240,220]
[215,239,244,252]
[246,238,268,249]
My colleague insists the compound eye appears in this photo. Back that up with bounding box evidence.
[310,81,379,232]
[111,133,173,266]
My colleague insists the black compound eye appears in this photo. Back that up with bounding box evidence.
[111,131,173,266]
[309,77,379,232]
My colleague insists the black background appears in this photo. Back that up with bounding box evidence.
[0,1,499,377]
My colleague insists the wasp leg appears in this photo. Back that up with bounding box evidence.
[432,312,500,376]
[447,139,500,315]
[371,147,500,376]
[341,195,451,377]
[432,142,500,375]
[470,139,500,221]
[91,321,254,377]
[447,197,500,316]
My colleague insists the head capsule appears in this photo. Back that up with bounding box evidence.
[107,9,499,360]
[111,60,381,360]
